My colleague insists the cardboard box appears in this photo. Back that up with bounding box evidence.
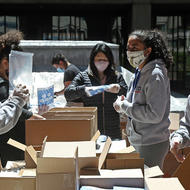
[172,151,190,190]
[145,177,185,190]
[0,139,37,190]
[37,147,79,190]
[7,139,37,168]
[37,137,112,190]
[80,168,144,189]
[163,147,190,177]
[49,107,98,131]
[26,115,96,147]
[0,173,36,190]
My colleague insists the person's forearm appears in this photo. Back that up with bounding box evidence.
[0,96,25,134]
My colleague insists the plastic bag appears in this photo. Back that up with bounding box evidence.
[85,85,111,97]
[9,50,33,94]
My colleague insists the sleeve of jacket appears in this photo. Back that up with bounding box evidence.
[121,72,169,124]
[170,95,190,148]
[0,96,25,135]
[64,72,86,101]
[118,73,128,96]
[18,108,33,121]
[0,82,9,102]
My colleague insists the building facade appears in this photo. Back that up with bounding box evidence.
[1,0,190,91]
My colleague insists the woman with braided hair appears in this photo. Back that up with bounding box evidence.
[113,30,173,169]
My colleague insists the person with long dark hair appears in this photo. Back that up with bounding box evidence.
[113,30,173,169]
[65,43,128,139]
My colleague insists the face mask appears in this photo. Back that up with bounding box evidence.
[57,67,65,72]
[127,50,146,68]
[94,61,109,72]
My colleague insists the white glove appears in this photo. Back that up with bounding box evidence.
[170,136,185,163]
[113,95,125,113]
[12,84,30,103]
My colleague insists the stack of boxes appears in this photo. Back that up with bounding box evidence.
[0,107,187,189]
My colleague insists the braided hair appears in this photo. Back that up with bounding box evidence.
[129,30,173,69]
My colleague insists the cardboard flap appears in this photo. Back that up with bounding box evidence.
[169,113,180,131]
[7,138,26,151]
[98,137,112,170]
[145,178,185,190]
[40,136,48,157]
[19,168,36,177]
[75,147,80,190]
[26,146,37,165]
[117,146,136,153]
[172,152,190,190]
[144,166,163,178]
[106,158,144,173]
[42,141,96,158]
[91,130,100,141]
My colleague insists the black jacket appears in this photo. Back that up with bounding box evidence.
[64,69,128,139]
[0,77,33,166]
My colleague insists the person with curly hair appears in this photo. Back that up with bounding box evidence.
[65,43,128,139]
[113,30,173,169]
[0,30,44,167]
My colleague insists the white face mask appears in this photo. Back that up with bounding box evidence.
[127,50,146,68]
[94,61,109,72]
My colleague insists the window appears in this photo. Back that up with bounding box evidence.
[0,16,19,34]
[43,16,88,40]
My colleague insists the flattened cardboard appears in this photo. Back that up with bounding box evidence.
[172,152,190,190]
[145,177,185,190]
[26,116,96,146]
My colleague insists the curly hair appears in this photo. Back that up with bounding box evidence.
[129,30,173,69]
[89,43,116,78]
[0,30,23,62]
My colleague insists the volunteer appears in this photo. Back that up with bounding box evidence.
[170,95,190,162]
[52,53,80,96]
[113,30,173,169]
[65,43,128,139]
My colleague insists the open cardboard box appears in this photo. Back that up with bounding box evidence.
[0,139,37,190]
[172,150,190,190]
[26,114,97,148]
[36,135,112,190]
[37,146,79,190]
